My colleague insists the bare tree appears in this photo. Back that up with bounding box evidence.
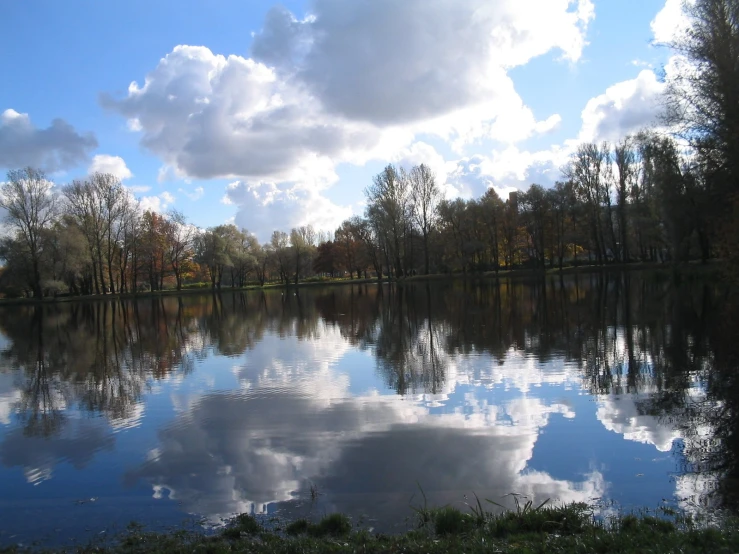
[563,143,610,264]
[164,210,195,291]
[364,164,410,277]
[63,173,129,294]
[614,137,637,262]
[0,168,59,297]
[270,230,291,285]
[663,0,739,187]
[290,225,316,285]
[408,164,441,275]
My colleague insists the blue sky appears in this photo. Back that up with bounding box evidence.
[0,0,684,240]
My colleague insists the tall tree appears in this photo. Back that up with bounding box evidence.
[164,210,195,291]
[0,168,59,297]
[290,225,316,285]
[478,189,504,273]
[664,0,739,193]
[614,137,637,262]
[365,164,410,277]
[564,143,610,264]
[408,164,441,275]
[63,174,128,294]
[519,184,550,269]
[269,230,291,285]
[663,0,739,268]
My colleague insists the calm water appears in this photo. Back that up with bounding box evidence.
[1,273,738,546]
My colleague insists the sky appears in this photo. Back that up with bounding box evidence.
[0,0,688,241]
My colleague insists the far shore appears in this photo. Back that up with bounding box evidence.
[0,260,726,307]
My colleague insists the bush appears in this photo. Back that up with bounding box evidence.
[307,514,352,537]
[433,507,473,536]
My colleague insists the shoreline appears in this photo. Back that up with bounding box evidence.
[0,260,725,307]
[3,503,738,553]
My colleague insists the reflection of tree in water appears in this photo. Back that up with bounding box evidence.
[561,272,737,513]
[14,307,66,437]
[0,296,234,436]
[642,289,739,513]
[0,277,737,512]
[362,285,447,395]
[342,274,739,513]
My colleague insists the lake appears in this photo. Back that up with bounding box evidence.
[0,272,737,547]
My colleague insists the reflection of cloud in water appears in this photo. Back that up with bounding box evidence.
[109,402,146,431]
[595,387,724,513]
[0,417,114,484]
[236,326,353,392]
[0,372,21,425]
[596,395,681,452]
[129,382,603,525]
[411,349,583,407]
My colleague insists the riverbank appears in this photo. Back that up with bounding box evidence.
[402,259,725,282]
[0,277,386,306]
[3,503,737,553]
[0,260,726,306]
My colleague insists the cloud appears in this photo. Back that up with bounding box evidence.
[125,185,152,194]
[497,69,666,190]
[127,328,602,525]
[101,45,385,183]
[0,372,21,426]
[179,186,204,201]
[253,0,593,125]
[439,151,558,199]
[224,180,351,240]
[88,154,133,180]
[0,418,114,484]
[127,118,143,132]
[651,0,692,45]
[596,394,680,452]
[140,191,176,213]
[100,2,595,231]
[578,70,665,143]
[0,109,97,172]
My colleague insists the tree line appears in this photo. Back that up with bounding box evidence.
[0,130,725,298]
[1,0,738,297]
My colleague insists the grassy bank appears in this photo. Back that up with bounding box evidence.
[402,259,725,283]
[0,277,388,306]
[4,502,738,553]
[0,260,726,306]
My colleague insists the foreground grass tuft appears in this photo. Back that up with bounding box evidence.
[283,513,352,537]
[4,503,739,553]
[222,513,262,538]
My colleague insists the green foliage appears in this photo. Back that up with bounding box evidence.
[282,514,351,538]
[284,519,310,536]
[222,513,262,538]
[307,513,352,537]
[432,506,474,535]
[20,505,739,554]
[487,501,592,538]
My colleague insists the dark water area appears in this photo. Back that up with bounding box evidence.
[0,273,738,547]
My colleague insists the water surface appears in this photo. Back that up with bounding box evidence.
[0,273,736,546]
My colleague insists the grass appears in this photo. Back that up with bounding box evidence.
[0,276,387,305]
[0,259,724,305]
[4,501,739,554]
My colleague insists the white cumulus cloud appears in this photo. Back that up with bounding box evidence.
[140,191,176,213]
[224,180,351,240]
[651,0,693,45]
[88,154,133,180]
[101,1,595,234]
[577,69,665,143]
